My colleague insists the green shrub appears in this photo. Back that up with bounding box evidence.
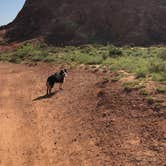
[102,54,107,60]
[149,60,166,73]
[123,81,144,92]
[108,45,122,58]
[151,73,166,82]
[111,77,120,82]
[157,49,166,60]
[155,87,166,94]
[147,96,155,105]
[135,69,147,79]
[15,43,34,58]
[9,57,21,64]
[139,89,149,96]
[76,54,103,65]
[12,43,49,62]
[152,103,162,112]
[0,53,11,62]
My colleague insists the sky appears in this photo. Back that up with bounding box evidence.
[0,0,25,26]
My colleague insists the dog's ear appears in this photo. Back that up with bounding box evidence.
[60,70,63,75]
[64,69,68,73]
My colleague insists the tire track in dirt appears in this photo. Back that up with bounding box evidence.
[0,64,40,166]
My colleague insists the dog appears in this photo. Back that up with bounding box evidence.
[46,69,68,95]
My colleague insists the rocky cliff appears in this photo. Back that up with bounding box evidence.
[3,0,166,45]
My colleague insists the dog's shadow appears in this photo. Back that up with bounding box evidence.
[33,90,59,101]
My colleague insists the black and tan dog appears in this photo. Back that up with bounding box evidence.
[46,69,68,95]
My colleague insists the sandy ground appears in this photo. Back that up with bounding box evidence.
[0,62,165,166]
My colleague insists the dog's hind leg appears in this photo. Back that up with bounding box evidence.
[46,87,49,95]
[46,82,50,95]
[49,87,52,94]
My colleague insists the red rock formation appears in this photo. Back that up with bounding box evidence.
[2,0,166,45]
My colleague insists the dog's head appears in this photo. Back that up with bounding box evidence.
[60,69,68,77]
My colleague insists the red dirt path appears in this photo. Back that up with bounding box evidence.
[0,62,165,166]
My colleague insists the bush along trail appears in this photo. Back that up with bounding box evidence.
[0,43,166,82]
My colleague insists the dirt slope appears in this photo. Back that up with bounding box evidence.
[0,62,165,166]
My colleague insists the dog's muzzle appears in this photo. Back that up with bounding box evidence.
[65,73,68,77]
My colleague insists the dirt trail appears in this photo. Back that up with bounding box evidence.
[0,62,165,166]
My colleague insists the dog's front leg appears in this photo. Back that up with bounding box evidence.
[59,83,63,90]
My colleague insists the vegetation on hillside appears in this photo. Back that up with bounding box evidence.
[0,43,166,83]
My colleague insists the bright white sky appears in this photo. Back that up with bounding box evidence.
[0,0,25,26]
